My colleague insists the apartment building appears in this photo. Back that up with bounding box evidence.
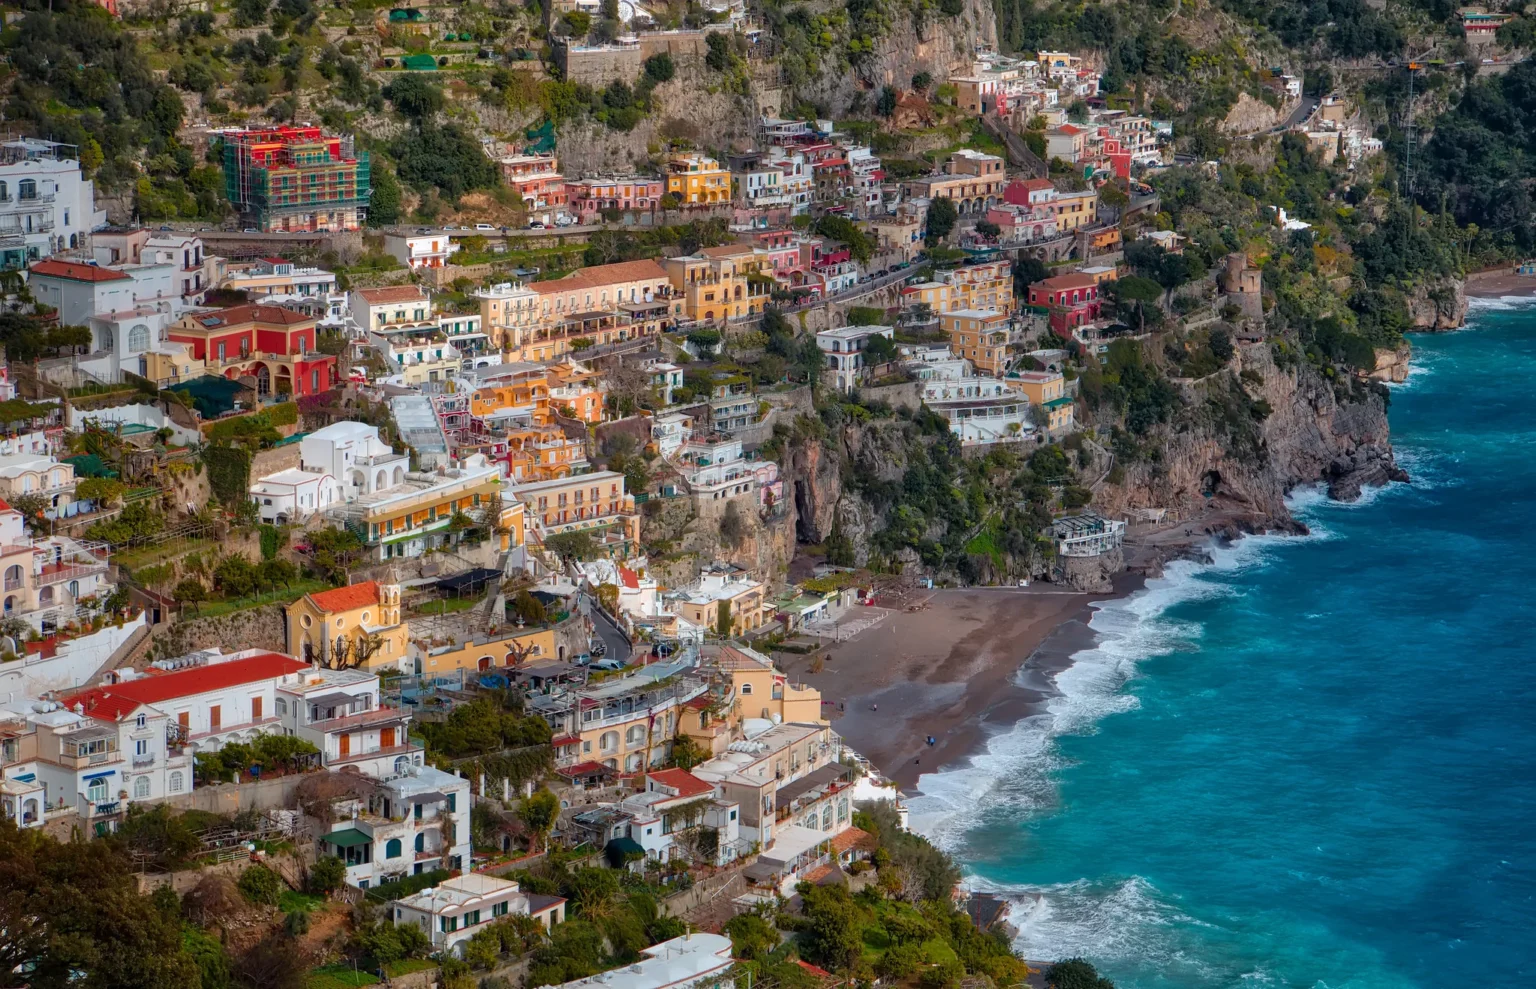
[499,154,567,216]
[508,260,677,363]
[566,176,666,220]
[383,234,459,270]
[942,258,1014,312]
[0,140,107,269]
[222,126,371,232]
[673,570,768,636]
[534,659,710,774]
[281,664,426,777]
[923,370,1032,446]
[317,766,473,887]
[941,309,1011,375]
[903,149,1007,214]
[662,250,770,324]
[167,303,336,397]
[392,874,566,955]
[665,154,731,205]
[509,470,640,557]
[221,256,338,300]
[690,720,841,847]
[330,458,523,562]
[816,324,895,393]
[349,285,435,335]
[1027,273,1102,335]
[704,645,824,725]
[572,769,744,866]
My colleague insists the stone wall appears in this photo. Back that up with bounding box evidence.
[858,380,923,410]
[423,263,494,289]
[250,443,303,479]
[148,604,289,661]
[556,43,645,87]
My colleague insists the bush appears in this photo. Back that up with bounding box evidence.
[308,855,346,895]
[237,864,284,906]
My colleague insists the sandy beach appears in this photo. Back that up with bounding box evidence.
[774,578,1142,791]
[1465,269,1536,298]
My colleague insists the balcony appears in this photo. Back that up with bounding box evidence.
[132,752,156,768]
[325,741,424,768]
[36,560,107,585]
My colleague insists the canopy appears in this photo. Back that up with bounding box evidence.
[168,375,245,418]
[321,828,371,848]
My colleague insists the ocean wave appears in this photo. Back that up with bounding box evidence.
[1465,294,1536,312]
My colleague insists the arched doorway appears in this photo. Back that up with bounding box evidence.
[252,363,271,397]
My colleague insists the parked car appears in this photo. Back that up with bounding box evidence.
[572,653,592,666]
[590,658,625,672]
[555,214,576,227]
[474,223,495,231]
[528,221,545,229]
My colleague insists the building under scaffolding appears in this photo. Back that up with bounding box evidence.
[221,126,371,233]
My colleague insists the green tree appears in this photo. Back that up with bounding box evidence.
[369,163,403,226]
[644,52,675,82]
[925,197,958,245]
[716,599,732,637]
[1045,958,1116,989]
[384,74,444,119]
[307,855,346,896]
[519,788,560,850]
[172,578,208,613]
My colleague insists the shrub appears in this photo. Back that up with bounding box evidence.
[308,855,346,895]
[237,864,284,906]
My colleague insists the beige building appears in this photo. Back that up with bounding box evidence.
[285,579,409,672]
[942,309,1012,375]
[674,570,770,637]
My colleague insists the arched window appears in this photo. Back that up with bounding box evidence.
[276,698,287,716]
[625,725,645,746]
[625,753,642,772]
[127,325,149,351]
[386,838,402,859]
[739,682,753,695]
[87,777,108,802]
[17,180,36,201]
[169,771,184,793]
[375,469,387,489]
[134,776,150,799]
[414,833,426,853]
[600,731,619,753]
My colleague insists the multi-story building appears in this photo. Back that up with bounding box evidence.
[673,569,768,637]
[142,233,222,307]
[27,260,138,327]
[221,257,338,300]
[281,663,426,777]
[1009,369,1073,432]
[507,260,678,363]
[535,659,710,774]
[285,580,408,672]
[665,154,731,205]
[662,250,770,324]
[690,720,841,848]
[923,370,1032,446]
[350,285,435,336]
[580,769,743,866]
[438,311,488,358]
[383,233,458,270]
[318,767,476,888]
[546,934,734,989]
[941,309,1011,375]
[675,434,780,510]
[222,126,371,232]
[0,499,111,630]
[509,470,640,557]
[392,873,566,954]
[702,645,824,726]
[0,140,107,269]
[1050,189,1098,231]
[565,176,666,221]
[0,453,77,517]
[943,259,1014,312]
[983,203,1058,244]
[500,154,567,217]
[816,324,895,393]
[903,149,1006,215]
[167,303,336,397]
[328,456,523,563]
[1028,273,1102,336]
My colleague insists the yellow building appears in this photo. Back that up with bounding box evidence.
[481,260,677,364]
[341,465,525,563]
[675,572,769,637]
[901,279,955,314]
[416,626,561,675]
[285,579,408,671]
[942,308,1011,375]
[665,154,731,205]
[710,645,825,724]
[943,259,1014,312]
[1052,190,1098,232]
[1010,369,1064,405]
[661,250,771,324]
[509,470,641,557]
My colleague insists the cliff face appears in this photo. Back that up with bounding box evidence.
[1096,341,1407,532]
[794,0,996,116]
[1406,277,1470,331]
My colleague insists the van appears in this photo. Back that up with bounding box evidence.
[475,223,495,231]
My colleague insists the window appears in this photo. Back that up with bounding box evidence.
[276,698,288,716]
[134,776,151,799]
[87,777,108,802]
[17,179,36,201]
[135,739,148,756]
[441,916,458,933]
[740,682,753,695]
[169,771,184,793]
[136,713,147,729]
[386,838,402,858]
[465,910,480,926]
[492,901,508,917]
[447,793,456,813]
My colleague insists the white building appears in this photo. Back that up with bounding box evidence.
[923,375,1033,446]
[392,873,567,956]
[348,285,435,336]
[301,421,410,500]
[317,765,474,887]
[83,308,199,385]
[645,360,685,407]
[550,934,735,989]
[815,324,894,393]
[650,411,693,457]
[142,233,221,307]
[619,768,743,866]
[26,260,140,326]
[382,234,459,271]
[249,468,342,524]
[0,140,107,269]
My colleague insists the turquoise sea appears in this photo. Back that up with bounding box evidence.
[910,301,1536,988]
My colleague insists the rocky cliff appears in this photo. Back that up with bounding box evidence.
[1095,340,1408,532]
[1406,277,1470,331]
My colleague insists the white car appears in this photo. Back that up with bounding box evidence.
[555,215,576,227]
[474,223,495,231]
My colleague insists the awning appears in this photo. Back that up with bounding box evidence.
[321,828,372,848]
[604,836,645,867]
[82,769,117,781]
[9,773,35,783]
[408,791,446,804]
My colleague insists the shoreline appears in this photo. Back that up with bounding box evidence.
[1464,269,1536,298]
[778,518,1252,794]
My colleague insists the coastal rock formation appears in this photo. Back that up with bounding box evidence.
[1058,547,1124,593]
[1406,278,1469,331]
[1370,341,1413,383]
[1096,341,1407,530]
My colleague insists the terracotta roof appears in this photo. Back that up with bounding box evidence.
[1033,273,1098,292]
[29,260,132,282]
[64,652,308,721]
[1019,178,1056,192]
[532,259,667,295]
[187,304,313,328]
[1058,124,1084,136]
[305,580,381,614]
[795,961,833,978]
[617,566,640,589]
[0,499,12,513]
[260,256,290,265]
[802,864,836,884]
[645,768,715,799]
[830,826,873,854]
[356,285,428,305]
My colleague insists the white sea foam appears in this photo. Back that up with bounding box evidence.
[905,523,1334,967]
[1465,294,1536,312]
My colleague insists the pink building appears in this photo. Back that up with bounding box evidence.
[565,176,667,219]
[500,154,567,213]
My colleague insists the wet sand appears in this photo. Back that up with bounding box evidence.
[1466,269,1536,298]
[774,577,1144,791]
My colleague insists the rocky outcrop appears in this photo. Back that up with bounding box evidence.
[1406,278,1469,331]
[1097,341,1407,530]
[1220,92,1283,134]
[1369,341,1413,383]
[1059,547,1124,593]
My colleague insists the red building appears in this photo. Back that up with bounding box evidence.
[1028,273,1102,337]
[168,304,336,398]
[499,154,567,215]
